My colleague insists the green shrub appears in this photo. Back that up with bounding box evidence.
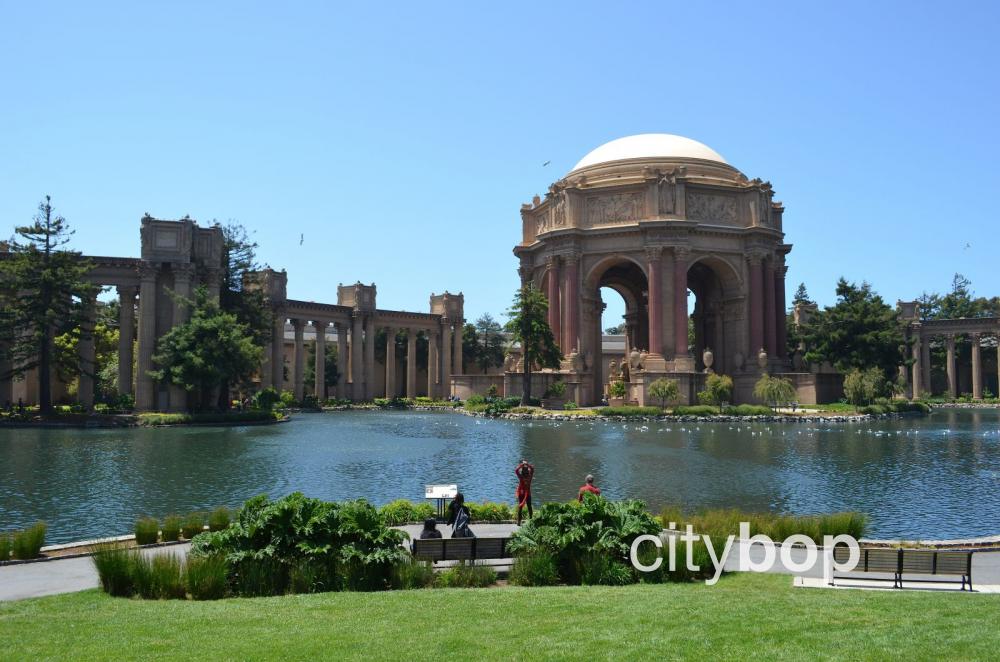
[182,513,206,539]
[596,406,662,417]
[723,404,773,416]
[392,559,437,590]
[186,554,229,600]
[579,553,635,586]
[208,507,232,532]
[509,552,560,586]
[543,381,567,398]
[671,405,718,416]
[507,498,662,586]
[435,562,497,588]
[509,406,535,414]
[191,493,409,596]
[279,390,297,408]
[563,401,578,410]
[233,557,289,597]
[289,558,337,594]
[92,544,134,597]
[379,499,436,526]
[891,401,931,414]
[11,522,46,560]
[0,532,11,562]
[858,404,889,415]
[468,501,512,522]
[134,517,160,546]
[659,506,867,546]
[129,552,186,600]
[161,515,182,542]
[254,387,280,411]
[466,394,487,406]
[608,380,627,398]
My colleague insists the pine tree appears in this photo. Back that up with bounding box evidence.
[505,284,561,405]
[0,197,98,413]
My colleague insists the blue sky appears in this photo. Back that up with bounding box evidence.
[1,2,997,328]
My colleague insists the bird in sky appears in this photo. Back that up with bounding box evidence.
[964,242,971,250]
[299,233,304,245]
[542,160,551,167]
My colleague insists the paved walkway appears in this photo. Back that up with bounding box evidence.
[4,525,1000,602]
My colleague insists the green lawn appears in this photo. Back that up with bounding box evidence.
[1,573,995,660]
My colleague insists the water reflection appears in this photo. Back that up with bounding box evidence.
[1,409,999,543]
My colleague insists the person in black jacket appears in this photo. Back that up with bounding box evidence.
[419,518,442,539]
[446,492,474,538]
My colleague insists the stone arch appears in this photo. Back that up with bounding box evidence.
[686,254,745,373]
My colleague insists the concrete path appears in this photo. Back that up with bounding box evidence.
[4,525,1000,601]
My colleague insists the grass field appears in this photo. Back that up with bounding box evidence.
[1,573,996,660]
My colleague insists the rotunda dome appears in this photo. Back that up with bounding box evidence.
[570,133,728,172]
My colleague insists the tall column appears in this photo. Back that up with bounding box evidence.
[169,265,193,411]
[427,331,438,398]
[77,294,97,410]
[921,334,931,394]
[116,285,137,397]
[764,258,777,358]
[384,327,396,398]
[313,321,327,400]
[646,247,663,356]
[748,253,765,358]
[135,264,158,411]
[775,263,788,358]
[271,312,285,392]
[971,332,983,400]
[337,323,348,399]
[406,330,417,398]
[292,319,305,401]
[563,254,580,354]
[546,256,561,348]
[453,317,464,375]
[673,247,690,358]
[911,332,922,399]
[364,317,376,400]
[351,313,364,401]
[441,320,452,399]
[946,334,957,398]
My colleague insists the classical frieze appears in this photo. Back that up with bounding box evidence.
[685,190,739,224]
[586,191,644,226]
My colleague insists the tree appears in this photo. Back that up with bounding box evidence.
[0,197,99,413]
[697,373,733,413]
[792,283,813,306]
[842,367,887,406]
[648,377,680,410]
[604,322,626,335]
[474,314,505,374]
[218,221,272,407]
[461,323,480,375]
[753,374,796,412]
[150,287,263,411]
[505,284,561,405]
[800,278,907,385]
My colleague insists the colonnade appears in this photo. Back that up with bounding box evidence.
[908,329,1000,399]
[263,315,465,402]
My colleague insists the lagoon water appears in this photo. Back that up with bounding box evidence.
[1,409,999,543]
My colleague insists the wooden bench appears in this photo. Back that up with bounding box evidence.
[832,546,974,590]
[411,537,512,562]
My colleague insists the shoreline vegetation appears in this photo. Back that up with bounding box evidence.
[6,390,1000,429]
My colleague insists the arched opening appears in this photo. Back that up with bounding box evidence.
[686,257,742,374]
[585,257,648,401]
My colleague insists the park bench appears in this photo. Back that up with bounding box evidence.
[411,537,512,563]
[831,546,974,590]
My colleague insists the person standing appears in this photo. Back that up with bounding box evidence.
[446,492,474,538]
[577,474,601,502]
[514,459,535,525]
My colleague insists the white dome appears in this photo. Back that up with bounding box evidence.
[571,133,728,172]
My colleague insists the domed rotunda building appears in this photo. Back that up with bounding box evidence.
[513,133,808,405]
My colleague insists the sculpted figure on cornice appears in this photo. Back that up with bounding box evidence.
[552,193,567,228]
[657,178,675,215]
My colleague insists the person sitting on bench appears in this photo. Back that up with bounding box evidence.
[446,492,475,538]
[419,518,442,539]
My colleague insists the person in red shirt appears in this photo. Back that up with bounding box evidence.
[577,474,601,502]
[514,459,535,525]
